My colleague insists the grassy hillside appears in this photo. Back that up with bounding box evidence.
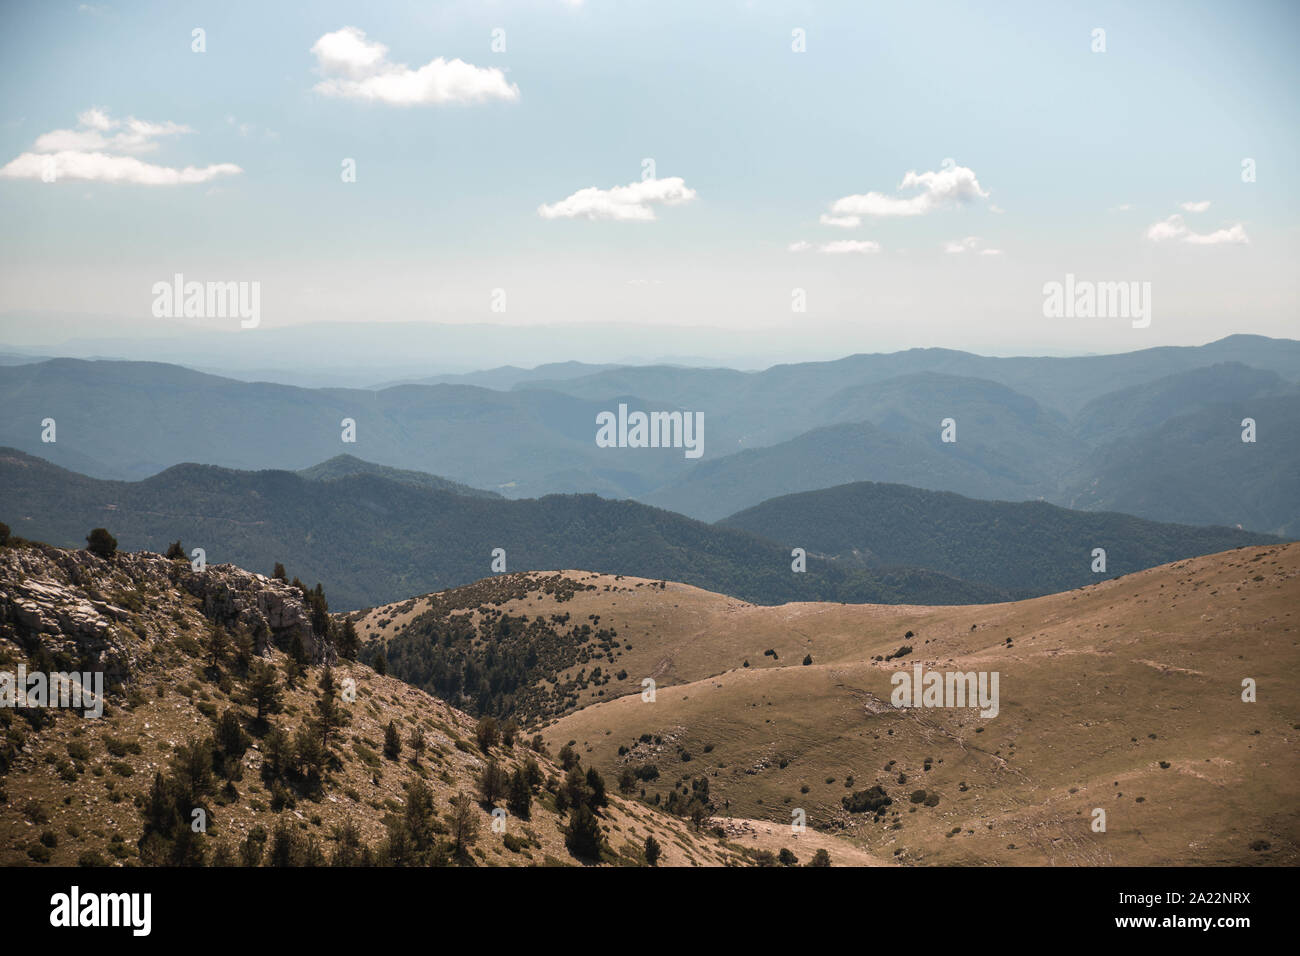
[349,546,1300,866]
[531,544,1300,865]
[718,481,1280,598]
[0,540,856,867]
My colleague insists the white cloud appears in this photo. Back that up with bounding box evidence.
[1184,223,1249,245]
[828,162,989,219]
[1146,215,1188,242]
[944,236,1001,255]
[0,109,239,185]
[538,177,696,222]
[0,151,240,185]
[1145,213,1249,245]
[1179,200,1211,213]
[30,110,190,154]
[311,26,519,106]
[819,240,880,255]
[819,213,861,229]
[787,240,812,252]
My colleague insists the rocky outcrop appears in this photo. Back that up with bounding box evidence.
[0,545,333,688]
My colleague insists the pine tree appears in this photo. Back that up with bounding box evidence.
[309,583,331,637]
[165,540,185,560]
[404,778,436,852]
[562,766,590,809]
[337,618,360,661]
[474,715,499,752]
[383,721,402,760]
[272,562,287,582]
[478,758,507,806]
[315,666,342,748]
[293,724,326,790]
[248,660,282,722]
[558,743,578,770]
[205,625,228,670]
[644,834,662,867]
[448,791,480,857]
[507,768,532,820]
[585,767,608,808]
[565,803,604,860]
[169,736,214,805]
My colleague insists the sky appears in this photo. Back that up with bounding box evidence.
[0,0,1297,365]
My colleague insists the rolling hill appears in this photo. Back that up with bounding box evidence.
[350,544,1299,866]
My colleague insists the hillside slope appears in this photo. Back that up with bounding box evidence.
[536,545,1299,865]
[0,541,860,867]
[349,546,1300,866]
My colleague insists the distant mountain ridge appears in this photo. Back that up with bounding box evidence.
[297,454,501,498]
[2,335,1295,534]
[0,449,1003,611]
[718,480,1280,599]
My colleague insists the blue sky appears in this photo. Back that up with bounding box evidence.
[0,0,1296,360]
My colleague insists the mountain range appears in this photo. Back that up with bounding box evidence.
[1,335,1295,535]
[0,448,1276,611]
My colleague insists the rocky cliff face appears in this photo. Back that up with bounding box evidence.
[0,545,326,688]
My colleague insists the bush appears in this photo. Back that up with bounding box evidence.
[842,785,891,814]
[85,528,117,559]
[564,804,604,860]
[27,844,52,863]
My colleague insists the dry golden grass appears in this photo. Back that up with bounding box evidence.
[524,545,1299,866]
